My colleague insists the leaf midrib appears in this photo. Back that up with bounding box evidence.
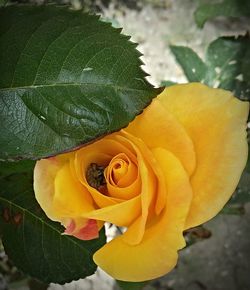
[0,82,151,93]
[0,195,92,252]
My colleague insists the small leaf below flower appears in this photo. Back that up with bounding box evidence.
[0,161,106,284]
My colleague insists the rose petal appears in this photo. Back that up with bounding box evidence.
[84,195,141,227]
[73,219,99,240]
[64,218,99,240]
[158,83,249,228]
[106,177,141,200]
[74,139,138,206]
[93,149,192,281]
[34,157,65,221]
[107,153,137,187]
[105,152,140,199]
[53,162,94,216]
[125,98,196,176]
[34,155,98,239]
[64,219,76,234]
[120,134,157,245]
[120,132,167,216]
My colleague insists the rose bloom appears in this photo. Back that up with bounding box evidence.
[34,83,249,282]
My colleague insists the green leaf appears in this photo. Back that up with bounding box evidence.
[117,280,147,290]
[194,0,250,28]
[205,35,250,101]
[170,35,250,102]
[169,46,207,82]
[0,0,8,7]
[222,169,250,214]
[246,144,250,173]
[0,5,159,161]
[221,205,245,215]
[228,171,250,205]
[160,80,176,87]
[0,167,106,284]
[0,160,35,176]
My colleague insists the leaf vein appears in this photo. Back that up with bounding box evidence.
[10,16,58,87]
[0,196,91,252]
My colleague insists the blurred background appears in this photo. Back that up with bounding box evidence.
[0,0,249,290]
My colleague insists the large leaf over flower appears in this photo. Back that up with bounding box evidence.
[0,162,106,283]
[169,35,250,101]
[0,5,158,161]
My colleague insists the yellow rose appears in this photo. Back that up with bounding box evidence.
[34,83,249,282]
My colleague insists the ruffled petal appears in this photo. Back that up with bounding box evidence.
[94,148,192,281]
[120,132,167,216]
[125,98,196,176]
[34,154,97,239]
[53,162,94,216]
[158,83,249,228]
[105,152,140,200]
[119,133,157,245]
[84,196,141,227]
[34,157,66,221]
[64,218,99,240]
[74,149,122,207]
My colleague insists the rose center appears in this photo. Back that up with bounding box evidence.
[111,159,128,184]
[106,153,137,188]
[86,163,106,189]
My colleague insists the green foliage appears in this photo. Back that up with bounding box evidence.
[169,46,207,82]
[0,160,35,176]
[0,0,8,7]
[222,163,250,214]
[0,5,159,161]
[170,34,250,101]
[226,170,250,203]
[246,145,250,173]
[221,205,245,215]
[0,162,106,284]
[160,80,176,87]
[117,280,147,290]
[229,188,250,205]
[194,0,250,28]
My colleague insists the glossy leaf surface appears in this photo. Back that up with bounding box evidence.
[0,5,158,161]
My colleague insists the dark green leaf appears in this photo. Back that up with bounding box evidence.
[0,160,35,176]
[205,35,250,101]
[227,171,250,205]
[169,35,250,102]
[0,5,159,161]
[0,0,8,7]
[194,0,250,28]
[246,144,250,173]
[221,205,245,215]
[222,169,250,214]
[117,280,147,290]
[0,168,106,283]
[160,80,176,87]
[230,188,250,205]
[169,45,207,82]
